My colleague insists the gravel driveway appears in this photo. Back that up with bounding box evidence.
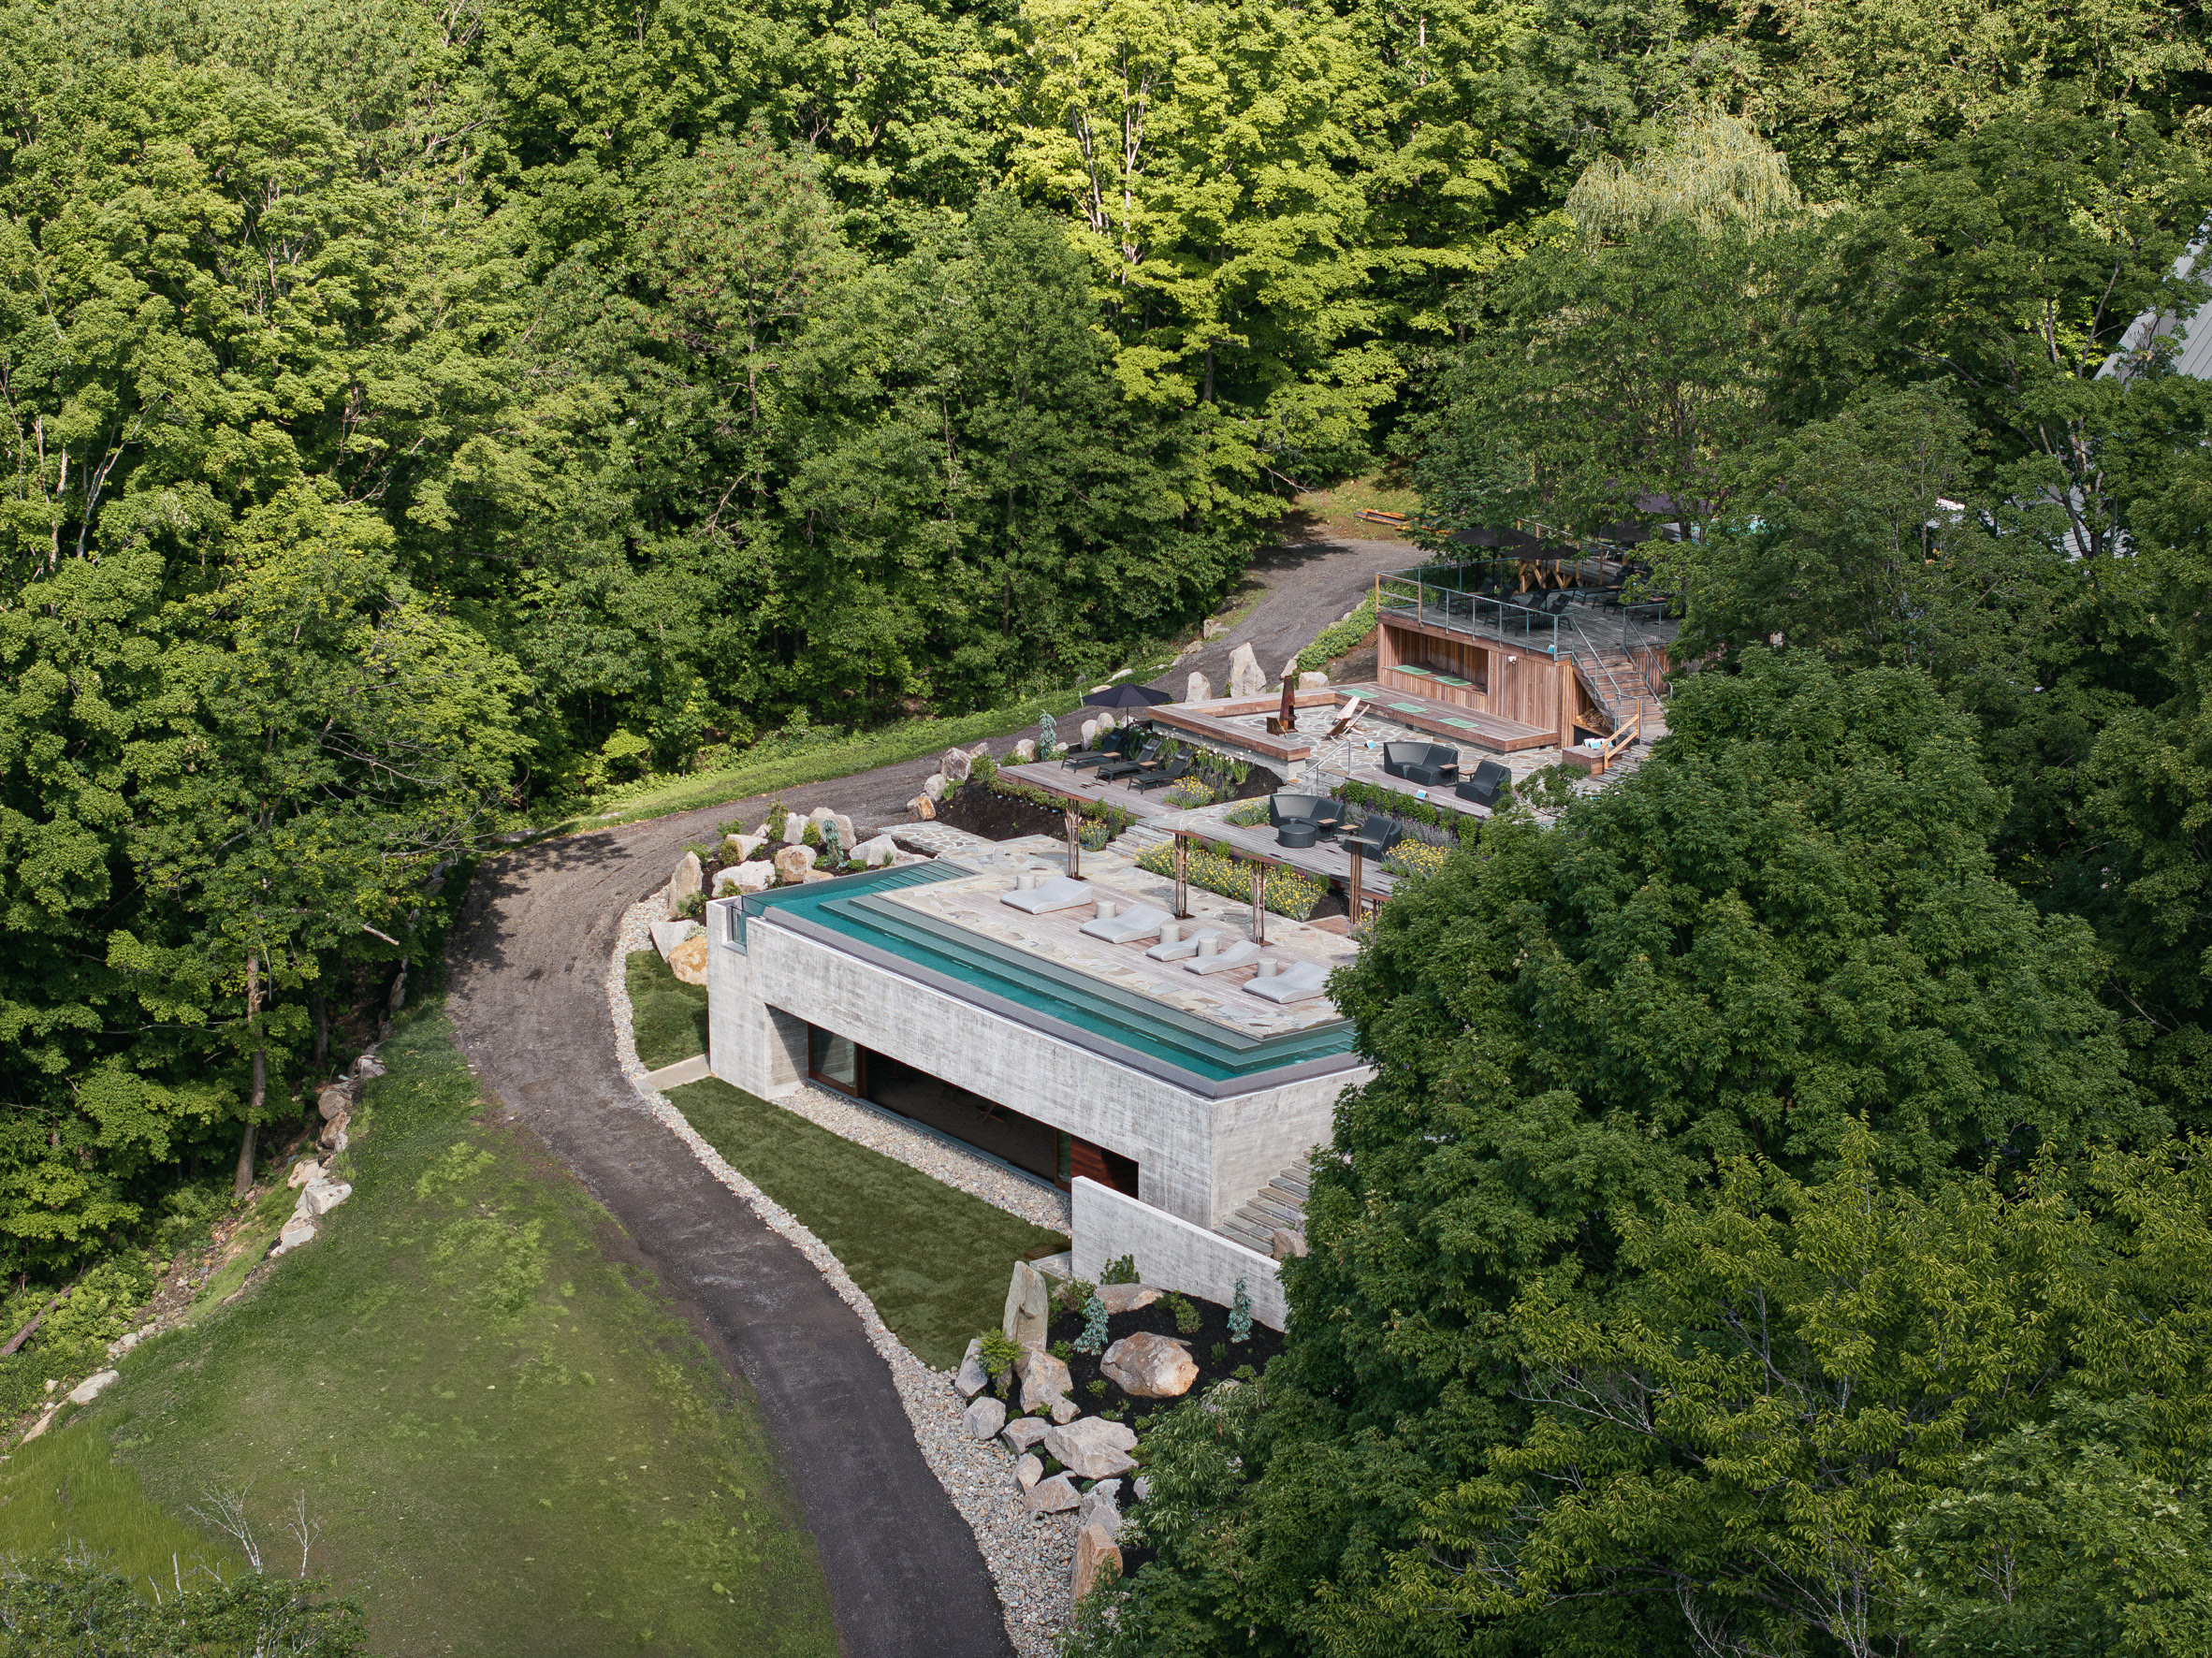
[441,530,1392,1654]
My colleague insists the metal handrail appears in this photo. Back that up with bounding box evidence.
[1380,572,1676,717]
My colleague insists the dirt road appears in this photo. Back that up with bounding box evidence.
[442,531,1394,1654]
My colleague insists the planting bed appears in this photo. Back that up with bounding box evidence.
[1044,1291,1282,1435]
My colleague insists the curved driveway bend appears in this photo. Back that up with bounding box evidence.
[443,532,1400,1655]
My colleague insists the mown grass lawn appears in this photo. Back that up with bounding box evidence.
[629,949,710,1069]
[668,1078,1067,1369]
[7,1004,837,1658]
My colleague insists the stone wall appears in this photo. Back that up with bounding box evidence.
[1070,1177,1288,1331]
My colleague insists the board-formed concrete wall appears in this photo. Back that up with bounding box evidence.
[704,895,1364,1229]
[1071,1177,1288,1331]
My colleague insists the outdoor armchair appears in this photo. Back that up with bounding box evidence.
[1060,728,1138,769]
[1268,793,1344,836]
[1455,759,1511,810]
[1381,741,1460,787]
[1341,813,1401,859]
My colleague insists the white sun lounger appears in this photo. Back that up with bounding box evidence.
[1146,926,1224,961]
[1242,959,1333,1004]
[1185,940,1261,975]
[999,876,1097,914]
[1081,903,1171,944]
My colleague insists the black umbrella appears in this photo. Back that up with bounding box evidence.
[1083,682,1174,708]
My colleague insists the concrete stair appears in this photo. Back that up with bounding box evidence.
[1215,1155,1310,1257]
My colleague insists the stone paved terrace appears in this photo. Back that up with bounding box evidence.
[879,850,1359,1034]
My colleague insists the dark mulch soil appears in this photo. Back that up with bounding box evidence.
[932,784,1072,841]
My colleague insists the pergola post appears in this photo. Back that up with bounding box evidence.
[1349,845,1363,914]
[1250,858,1266,946]
[1063,805,1082,879]
[1172,832,1189,919]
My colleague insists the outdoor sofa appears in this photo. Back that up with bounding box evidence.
[1381,741,1460,787]
[1455,759,1512,810]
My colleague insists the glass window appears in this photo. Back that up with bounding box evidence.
[808,1026,859,1092]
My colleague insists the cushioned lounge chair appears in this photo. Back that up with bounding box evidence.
[1243,959,1333,1005]
[1132,755,1193,793]
[1146,926,1224,962]
[1080,902,1171,944]
[1381,741,1460,787]
[1061,728,1138,769]
[1094,740,1163,782]
[999,875,1098,914]
[1184,939,1261,975]
[1269,793,1345,837]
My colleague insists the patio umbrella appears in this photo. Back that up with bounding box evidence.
[1083,683,1174,708]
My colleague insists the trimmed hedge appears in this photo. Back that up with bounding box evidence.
[1134,841,1327,921]
[1336,778,1483,843]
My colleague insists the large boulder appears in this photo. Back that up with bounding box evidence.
[1018,1346,1073,1415]
[730,861,775,894]
[1050,1395,1080,1424]
[66,1371,119,1407]
[649,918,696,960]
[1042,1416,1138,1479]
[1000,1417,1050,1455]
[299,1178,353,1219]
[922,773,947,802]
[1185,670,1213,703]
[667,850,704,916]
[1227,642,1265,698]
[851,834,899,869]
[955,1339,990,1401]
[1078,1478,1124,1540]
[350,1053,386,1082]
[723,833,764,863]
[1101,1331,1198,1399]
[941,748,972,783]
[1002,1261,1049,1347]
[1071,1520,1123,1602]
[315,1083,353,1123]
[1300,670,1331,690]
[287,1158,325,1190]
[1011,738,1037,764]
[1272,1227,1309,1259]
[1015,1454,1042,1491]
[277,1214,317,1251]
[1080,719,1099,748]
[1024,1474,1082,1515]
[667,934,710,985]
[963,1396,1007,1440]
[1096,1284,1160,1315]
[772,845,816,884]
[910,794,938,820]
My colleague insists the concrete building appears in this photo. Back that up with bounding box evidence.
[705,842,1369,1234]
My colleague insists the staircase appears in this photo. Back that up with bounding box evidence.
[1215,1155,1310,1257]
[1564,614,1666,734]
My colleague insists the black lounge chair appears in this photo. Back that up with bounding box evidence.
[1341,812,1401,859]
[1132,755,1194,793]
[1455,759,1511,810]
[1381,741,1460,787]
[1060,727,1137,769]
[1269,793,1345,837]
[1094,739,1164,781]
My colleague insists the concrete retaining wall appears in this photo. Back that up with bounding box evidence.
[1071,1177,1288,1331]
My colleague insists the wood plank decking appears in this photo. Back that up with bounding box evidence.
[1335,680,1554,752]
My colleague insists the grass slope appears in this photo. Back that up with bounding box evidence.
[35,1005,837,1658]
[629,950,710,1069]
[668,1079,1066,1370]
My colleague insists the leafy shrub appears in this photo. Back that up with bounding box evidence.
[971,753,998,784]
[1336,778,1478,842]
[800,821,822,848]
[1088,1378,1109,1398]
[1057,1276,1098,1313]
[1164,1293,1201,1336]
[1297,593,1380,671]
[1212,1342,1229,1367]
[1229,1277,1253,1344]
[1099,1255,1139,1286]
[1223,799,1271,827]
[675,891,706,919]
[978,1329,1023,1380]
[1161,781,1214,808]
[0,1556,366,1655]
[1050,1339,1074,1362]
[1134,842,1327,921]
[766,801,790,840]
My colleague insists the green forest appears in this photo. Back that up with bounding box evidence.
[6,0,2212,1646]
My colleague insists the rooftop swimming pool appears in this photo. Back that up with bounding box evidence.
[732,864,1359,1088]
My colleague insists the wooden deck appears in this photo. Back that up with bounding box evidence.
[1144,700,1320,764]
[1165,816,1399,901]
[997,761,1182,819]
[1336,680,1553,752]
